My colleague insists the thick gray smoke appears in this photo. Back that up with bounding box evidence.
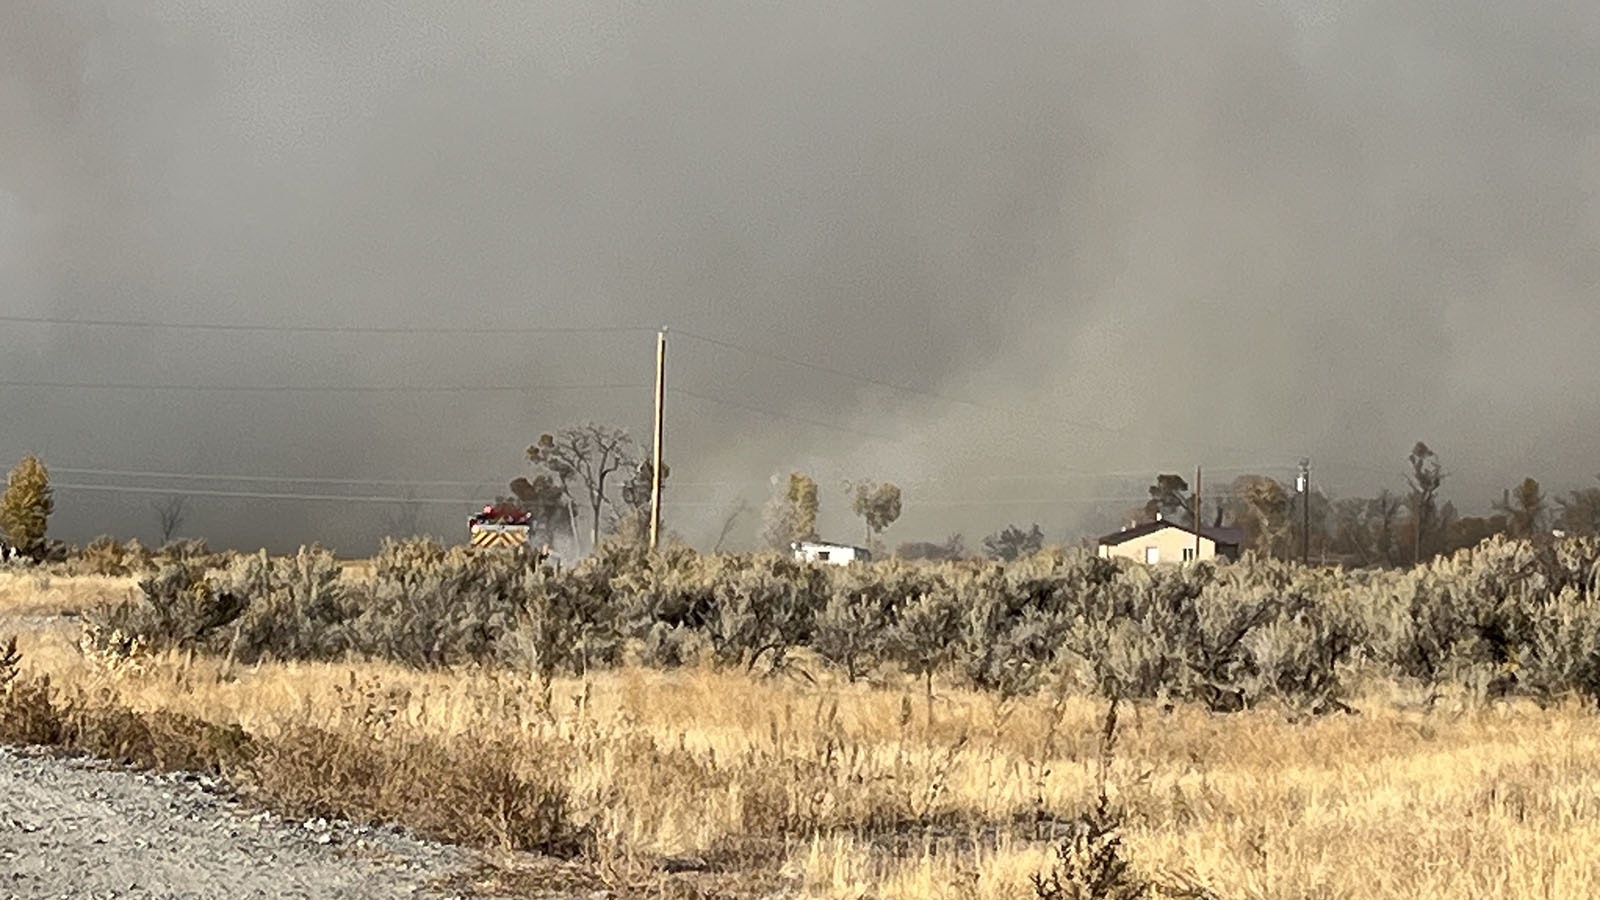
[3,1,1599,552]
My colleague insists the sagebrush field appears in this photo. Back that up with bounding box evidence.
[4,537,1600,898]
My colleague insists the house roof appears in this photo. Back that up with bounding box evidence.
[1097,519,1245,548]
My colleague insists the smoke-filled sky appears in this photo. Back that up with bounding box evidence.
[3,0,1599,553]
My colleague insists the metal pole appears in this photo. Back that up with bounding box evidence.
[649,328,667,551]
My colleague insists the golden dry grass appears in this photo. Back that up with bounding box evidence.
[6,574,1600,898]
[0,569,138,618]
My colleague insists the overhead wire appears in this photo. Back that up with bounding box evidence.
[6,311,1314,465]
[50,481,727,508]
[0,380,647,394]
[669,327,1326,466]
[0,313,652,337]
[667,387,895,441]
[9,312,1409,497]
[51,467,502,488]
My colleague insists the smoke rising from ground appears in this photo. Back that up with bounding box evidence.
[3,1,1599,552]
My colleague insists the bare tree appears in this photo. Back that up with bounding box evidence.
[1371,489,1404,566]
[713,497,750,553]
[152,495,188,544]
[526,423,637,553]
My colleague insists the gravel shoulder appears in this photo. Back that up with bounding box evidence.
[0,745,479,900]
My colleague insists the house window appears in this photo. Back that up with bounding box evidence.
[1144,546,1159,564]
[1182,547,1196,562]
[816,550,830,561]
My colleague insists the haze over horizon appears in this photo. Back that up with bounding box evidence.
[4,1,1599,554]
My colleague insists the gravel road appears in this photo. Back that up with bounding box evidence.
[0,745,480,899]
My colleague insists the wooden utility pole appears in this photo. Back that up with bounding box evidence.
[1194,464,1203,561]
[649,328,667,551]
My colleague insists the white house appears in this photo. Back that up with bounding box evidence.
[1096,518,1244,565]
[791,540,872,565]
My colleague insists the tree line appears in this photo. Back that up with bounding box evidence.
[4,427,1597,568]
[1108,441,1599,567]
[496,427,1600,568]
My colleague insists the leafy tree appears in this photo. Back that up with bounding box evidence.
[761,471,820,550]
[1447,513,1508,552]
[509,473,575,548]
[1555,478,1600,535]
[1493,477,1548,539]
[526,424,637,553]
[1143,474,1192,525]
[1230,475,1291,558]
[787,472,819,543]
[850,480,903,545]
[1406,442,1446,563]
[0,455,53,559]
[982,523,1045,561]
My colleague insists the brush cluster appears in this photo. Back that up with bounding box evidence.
[78,534,1600,711]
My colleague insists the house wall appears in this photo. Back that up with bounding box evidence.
[793,542,868,565]
[1098,526,1218,564]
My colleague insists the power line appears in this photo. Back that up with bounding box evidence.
[51,467,502,489]
[54,464,763,492]
[909,496,1158,508]
[669,328,1337,465]
[668,386,895,440]
[52,481,727,508]
[44,462,1291,495]
[673,328,984,410]
[2,312,1416,485]
[46,480,1169,512]
[674,331,1434,485]
[54,482,484,505]
[0,380,647,394]
[0,313,653,337]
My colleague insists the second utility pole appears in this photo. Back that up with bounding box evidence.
[649,328,667,551]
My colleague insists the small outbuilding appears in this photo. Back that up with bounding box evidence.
[1096,518,1243,564]
[792,540,873,565]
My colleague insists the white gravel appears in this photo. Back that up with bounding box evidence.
[0,745,480,899]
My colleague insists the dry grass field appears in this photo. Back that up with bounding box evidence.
[4,569,1600,898]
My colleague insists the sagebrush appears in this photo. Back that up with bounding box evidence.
[80,534,1600,710]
